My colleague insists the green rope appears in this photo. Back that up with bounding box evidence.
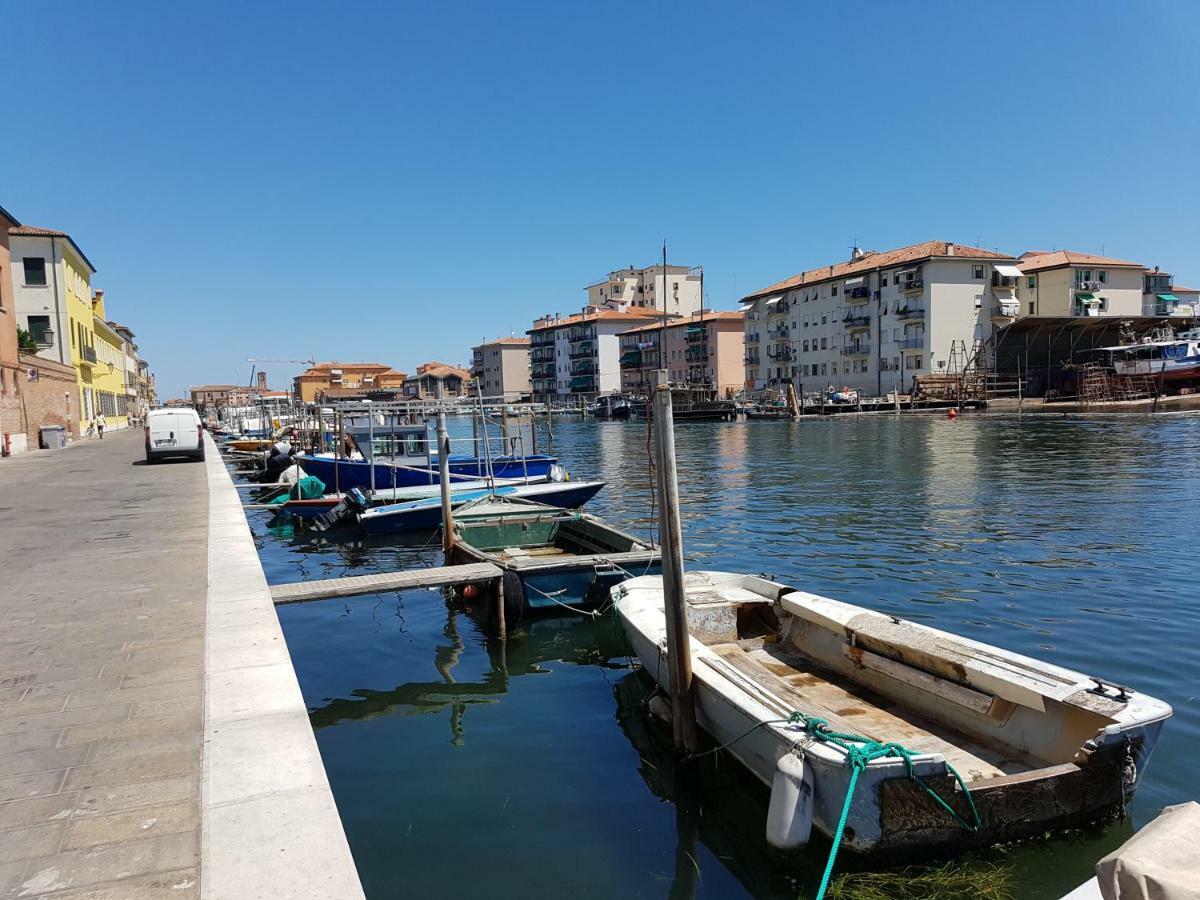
[678,705,982,900]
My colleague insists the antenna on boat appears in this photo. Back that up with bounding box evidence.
[651,367,698,753]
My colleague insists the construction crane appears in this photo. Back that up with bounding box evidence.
[245,357,317,391]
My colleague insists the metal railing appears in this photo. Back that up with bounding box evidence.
[896,307,926,321]
[898,337,924,349]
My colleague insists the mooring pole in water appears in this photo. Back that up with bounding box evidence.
[436,388,455,554]
[651,369,698,754]
[786,383,800,420]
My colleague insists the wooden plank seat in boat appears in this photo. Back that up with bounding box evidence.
[706,643,1044,782]
[780,591,1086,713]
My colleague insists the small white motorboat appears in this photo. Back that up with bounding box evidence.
[614,571,1171,857]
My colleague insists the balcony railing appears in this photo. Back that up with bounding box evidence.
[685,346,708,362]
[896,306,926,321]
[685,325,706,342]
[744,354,760,364]
[767,327,790,340]
[570,361,598,376]
[568,345,596,360]
[898,337,925,349]
[900,278,924,293]
[745,332,760,344]
[847,286,871,300]
[843,314,871,329]
[767,348,796,362]
[619,349,643,369]
[567,331,595,344]
[840,344,869,356]
[569,375,597,392]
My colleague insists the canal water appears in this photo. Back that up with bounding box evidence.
[245,412,1200,899]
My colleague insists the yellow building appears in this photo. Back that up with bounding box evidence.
[91,291,129,429]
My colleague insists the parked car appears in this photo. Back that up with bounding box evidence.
[145,408,205,463]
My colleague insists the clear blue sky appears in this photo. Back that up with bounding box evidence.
[5,1,1198,398]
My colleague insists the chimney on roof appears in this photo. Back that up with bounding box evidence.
[1154,265,1160,273]
[946,243,955,256]
[850,245,865,261]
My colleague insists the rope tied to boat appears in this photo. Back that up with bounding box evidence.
[781,711,981,900]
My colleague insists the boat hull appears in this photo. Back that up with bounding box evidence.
[297,454,558,492]
[358,481,606,534]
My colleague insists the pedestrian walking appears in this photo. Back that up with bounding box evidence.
[96,413,106,439]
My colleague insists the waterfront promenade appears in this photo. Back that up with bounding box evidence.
[0,431,363,899]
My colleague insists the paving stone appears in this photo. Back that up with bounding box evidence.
[64,679,202,712]
[0,705,131,738]
[131,699,200,722]
[0,822,65,864]
[62,800,196,850]
[35,867,198,899]
[60,715,194,749]
[21,678,122,702]
[0,746,88,779]
[0,731,63,757]
[75,776,198,818]
[114,668,198,690]
[14,832,197,897]
[0,792,81,832]
[0,770,66,804]
[84,732,199,765]
[62,750,200,792]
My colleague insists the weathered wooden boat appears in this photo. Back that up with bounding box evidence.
[590,393,633,420]
[448,497,660,620]
[357,480,606,534]
[615,571,1171,857]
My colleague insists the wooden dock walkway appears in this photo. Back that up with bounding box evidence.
[270,562,503,605]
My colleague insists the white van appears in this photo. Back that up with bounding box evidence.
[145,408,205,463]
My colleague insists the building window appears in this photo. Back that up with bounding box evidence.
[1098,271,1107,284]
[821,315,827,325]
[831,362,838,375]
[23,258,47,286]
[973,265,984,279]
[1027,275,1036,288]
[1029,302,1035,315]
[974,296,982,310]
[28,315,51,345]
[1099,297,1108,312]
[831,284,838,296]
[820,363,827,376]
[881,274,888,286]
[820,337,827,350]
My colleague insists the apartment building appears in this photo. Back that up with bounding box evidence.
[471,337,531,401]
[294,362,407,402]
[585,264,704,317]
[1015,251,1145,317]
[403,362,471,400]
[190,384,251,410]
[529,306,660,401]
[1141,266,1200,317]
[618,310,745,395]
[741,241,1018,396]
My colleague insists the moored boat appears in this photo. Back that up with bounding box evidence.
[448,496,660,621]
[358,479,606,534]
[615,570,1171,857]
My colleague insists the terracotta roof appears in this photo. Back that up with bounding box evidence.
[477,336,530,346]
[618,310,745,335]
[9,224,97,273]
[1016,250,1144,273]
[299,362,405,377]
[189,384,243,392]
[1169,285,1200,294]
[528,307,661,332]
[414,362,471,379]
[742,241,1013,302]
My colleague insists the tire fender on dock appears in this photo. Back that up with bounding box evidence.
[766,752,814,850]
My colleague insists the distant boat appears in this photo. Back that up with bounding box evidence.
[358,480,606,534]
[448,496,660,622]
[616,570,1171,856]
[1092,327,1200,383]
[590,394,632,420]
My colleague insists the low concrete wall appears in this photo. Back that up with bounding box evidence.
[202,435,365,899]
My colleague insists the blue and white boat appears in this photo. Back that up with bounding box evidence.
[296,422,558,492]
[357,479,606,534]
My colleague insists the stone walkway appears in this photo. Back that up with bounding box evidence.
[0,431,206,899]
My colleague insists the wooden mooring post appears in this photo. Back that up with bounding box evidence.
[651,369,698,754]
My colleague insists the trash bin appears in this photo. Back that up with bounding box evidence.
[39,425,66,450]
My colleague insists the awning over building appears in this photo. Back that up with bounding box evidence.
[843,277,864,288]
[1075,292,1097,301]
[1157,293,1180,302]
[741,294,781,307]
[994,265,1024,278]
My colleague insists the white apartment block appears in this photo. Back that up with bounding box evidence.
[585,264,704,317]
[1015,251,1145,318]
[529,306,660,401]
[742,241,1021,396]
[1141,266,1200,317]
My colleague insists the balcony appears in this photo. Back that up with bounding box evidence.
[531,347,556,363]
[79,345,98,366]
[567,330,595,344]
[843,314,871,330]
[900,278,924,293]
[570,361,598,376]
[1075,281,1103,292]
[569,375,597,393]
[745,332,760,344]
[991,302,1020,323]
[847,286,871,300]
[619,349,643,369]
[743,354,760,365]
[898,337,925,349]
[532,363,556,378]
[685,325,706,342]
[840,344,869,356]
[568,343,596,360]
[896,306,926,322]
[768,348,796,362]
[685,346,708,362]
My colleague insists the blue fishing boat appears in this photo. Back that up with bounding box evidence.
[296,422,558,492]
[358,479,606,534]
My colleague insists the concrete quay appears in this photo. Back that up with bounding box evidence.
[0,431,363,899]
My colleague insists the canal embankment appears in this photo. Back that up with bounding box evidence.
[0,430,363,899]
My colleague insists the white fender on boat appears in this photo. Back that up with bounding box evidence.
[766,752,814,850]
